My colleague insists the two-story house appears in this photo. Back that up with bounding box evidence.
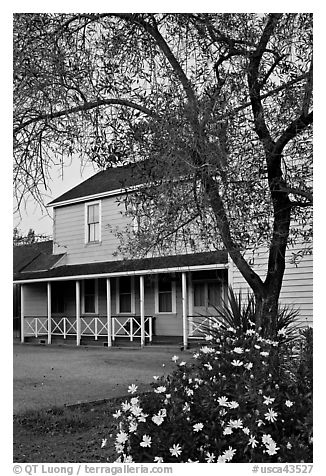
[13,163,313,348]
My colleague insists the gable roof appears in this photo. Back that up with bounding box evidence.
[48,161,154,206]
[13,241,64,274]
[48,159,190,207]
[13,241,54,273]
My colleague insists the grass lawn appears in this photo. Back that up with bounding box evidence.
[13,399,122,463]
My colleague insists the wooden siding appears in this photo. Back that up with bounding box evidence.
[53,197,131,265]
[230,244,313,327]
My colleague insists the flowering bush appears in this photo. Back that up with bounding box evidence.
[104,324,312,463]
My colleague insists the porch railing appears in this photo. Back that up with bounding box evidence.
[111,316,153,342]
[24,316,48,337]
[188,315,218,339]
[22,315,154,342]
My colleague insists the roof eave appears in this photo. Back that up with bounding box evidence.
[47,183,144,208]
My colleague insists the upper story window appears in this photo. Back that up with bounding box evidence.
[85,201,101,243]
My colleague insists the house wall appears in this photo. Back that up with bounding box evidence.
[230,244,313,327]
[53,196,131,265]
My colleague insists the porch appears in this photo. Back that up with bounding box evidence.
[15,251,229,349]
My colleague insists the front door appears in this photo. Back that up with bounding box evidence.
[192,280,222,335]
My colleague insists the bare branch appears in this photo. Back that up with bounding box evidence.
[14,98,158,134]
[274,111,313,155]
[247,13,282,151]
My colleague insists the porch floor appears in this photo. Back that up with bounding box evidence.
[22,334,204,349]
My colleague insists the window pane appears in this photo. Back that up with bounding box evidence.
[159,292,172,312]
[158,276,172,293]
[120,277,131,293]
[194,283,205,306]
[85,295,95,313]
[87,205,94,224]
[85,279,95,295]
[94,223,99,241]
[208,282,220,307]
[87,204,99,224]
[84,279,96,313]
[93,204,99,222]
[120,294,131,313]
[51,283,65,313]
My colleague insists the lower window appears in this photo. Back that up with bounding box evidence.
[156,274,176,313]
[117,277,134,314]
[83,279,98,314]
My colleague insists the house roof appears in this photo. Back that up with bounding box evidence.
[48,159,191,206]
[13,241,56,273]
[48,161,158,206]
[14,250,228,282]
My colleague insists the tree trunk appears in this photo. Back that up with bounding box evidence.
[254,290,279,338]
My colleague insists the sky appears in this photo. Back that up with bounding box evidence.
[13,158,99,236]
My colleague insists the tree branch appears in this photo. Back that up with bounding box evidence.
[14,98,158,134]
[274,111,313,155]
[114,14,198,115]
[247,14,282,152]
[280,186,313,203]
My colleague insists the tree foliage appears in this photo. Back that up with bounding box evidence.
[13,227,51,246]
[13,13,313,334]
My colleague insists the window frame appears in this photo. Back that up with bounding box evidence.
[84,200,102,244]
[154,274,176,315]
[82,279,99,315]
[116,276,135,315]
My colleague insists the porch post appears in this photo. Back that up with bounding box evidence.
[188,272,194,336]
[20,284,24,343]
[106,278,112,347]
[47,282,52,345]
[76,280,81,346]
[140,275,145,348]
[182,272,188,349]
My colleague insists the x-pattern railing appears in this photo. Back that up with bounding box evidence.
[51,317,76,337]
[24,317,48,337]
[23,315,153,342]
[112,316,153,342]
[188,315,213,338]
[80,316,107,340]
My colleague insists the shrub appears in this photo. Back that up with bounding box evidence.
[104,323,312,463]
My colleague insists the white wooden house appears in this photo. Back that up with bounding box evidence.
[13,164,312,347]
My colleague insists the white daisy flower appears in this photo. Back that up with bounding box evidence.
[231,359,243,366]
[169,444,182,457]
[140,435,152,447]
[154,386,167,393]
[264,408,278,423]
[193,423,204,432]
[128,384,138,394]
[101,438,107,448]
[285,400,294,407]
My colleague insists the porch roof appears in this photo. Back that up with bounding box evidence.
[13,250,228,283]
